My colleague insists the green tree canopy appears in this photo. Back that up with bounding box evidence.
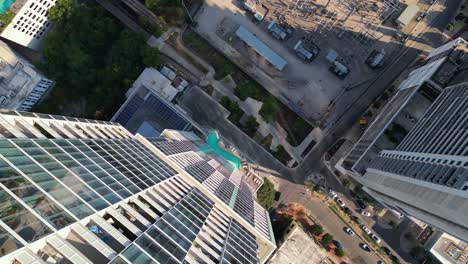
[36,2,150,119]
[335,248,345,257]
[260,96,280,120]
[142,47,160,68]
[257,178,275,209]
[322,233,334,245]
[310,224,323,236]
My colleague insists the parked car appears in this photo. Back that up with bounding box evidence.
[360,243,371,252]
[371,234,381,243]
[416,11,427,21]
[333,240,345,250]
[345,227,355,236]
[351,216,362,225]
[361,210,371,217]
[328,190,338,199]
[382,247,392,255]
[377,261,384,264]
[336,198,345,207]
[361,225,372,235]
[357,199,367,209]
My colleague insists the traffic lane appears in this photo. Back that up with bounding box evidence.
[334,192,412,264]
[278,183,383,264]
[299,196,383,264]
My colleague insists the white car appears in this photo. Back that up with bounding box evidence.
[345,227,355,236]
[361,225,372,235]
[361,211,371,217]
[371,234,381,243]
[328,190,338,199]
[336,198,345,207]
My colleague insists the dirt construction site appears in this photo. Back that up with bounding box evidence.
[195,0,427,122]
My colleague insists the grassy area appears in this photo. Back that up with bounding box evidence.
[272,145,292,165]
[183,28,313,151]
[220,97,259,137]
[0,11,14,33]
[183,29,238,80]
[167,34,208,73]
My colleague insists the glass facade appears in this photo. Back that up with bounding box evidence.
[0,113,273,263]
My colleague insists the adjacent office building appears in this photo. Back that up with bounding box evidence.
[0,0,58,50]
[338,38,468,241]
[0,41,54,111]
[0,111,276,263]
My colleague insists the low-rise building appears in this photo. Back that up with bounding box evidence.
[426,232,468,264]
[0,0,59,50]
[0,40,54,111]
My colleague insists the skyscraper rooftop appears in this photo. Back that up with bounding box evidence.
[0,111,276,263]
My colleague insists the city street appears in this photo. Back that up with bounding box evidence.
[277,181,386,264]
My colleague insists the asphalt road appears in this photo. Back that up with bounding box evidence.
[279,182,385,264]
[293,0,461,186]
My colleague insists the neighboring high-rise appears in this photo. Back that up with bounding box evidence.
[358,81,468,241]
[338,38,468,241]
[341,38,468,176]
[0,111,276,263]
[0,0,58,50]
[0,41,54,111]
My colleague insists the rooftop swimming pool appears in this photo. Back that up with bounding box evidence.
[0,0,14,15]
[206,132,241,169]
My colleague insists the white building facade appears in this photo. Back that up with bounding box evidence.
[0,0,58,50]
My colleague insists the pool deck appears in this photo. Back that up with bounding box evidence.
[206,132,241,169]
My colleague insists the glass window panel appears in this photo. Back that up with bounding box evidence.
[0,190,52,242]
[0,226,23,257]
[121,245,156,264]
[0,160,76,229]
[136,234,181,263]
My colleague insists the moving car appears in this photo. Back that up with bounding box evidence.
[361,225,372,235]
[361,210,371,217]
[345,227,355,236]
[360,243,371,252]
[336,198,345,207]
[371,234,381,243]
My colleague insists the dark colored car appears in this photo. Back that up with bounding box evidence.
[352,216,362,225]
[357,199,367,209]
[382,246,392,255]
[333,240,344,250]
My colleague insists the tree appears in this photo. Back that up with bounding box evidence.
[322,233,333,245]
[243,116,258,130]
[257,178,275,209]
[47,0,73,23]
[142,47,160,68]
[335,248,345,257]
[145,0,161,11]
[310,224,323,236]
[260,96,280,120]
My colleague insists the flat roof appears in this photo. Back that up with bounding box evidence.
[236,26,287,71]
[397,4,420,26]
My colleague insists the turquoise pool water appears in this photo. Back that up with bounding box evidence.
[206,132,241,169]
[0,0,14,15]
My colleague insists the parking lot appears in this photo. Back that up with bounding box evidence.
[195,0,416,122]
